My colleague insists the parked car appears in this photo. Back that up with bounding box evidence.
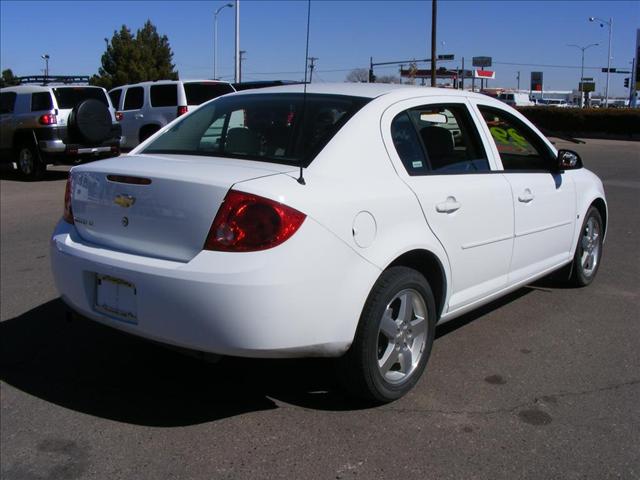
[0,84,121,179]
[51,84,607,403]
[537,98,570,107]
[497,92,533,107]
[108,80,235,149]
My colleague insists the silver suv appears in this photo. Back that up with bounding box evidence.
[108,80,234,149]
[0,84,121,179]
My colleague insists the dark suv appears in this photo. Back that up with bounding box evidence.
[0,84,121,179]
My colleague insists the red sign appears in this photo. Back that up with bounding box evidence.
[474,69,495,79]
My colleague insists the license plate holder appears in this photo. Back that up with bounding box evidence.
[94,274,138,324]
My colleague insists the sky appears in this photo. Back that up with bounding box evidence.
[1,0,638,97]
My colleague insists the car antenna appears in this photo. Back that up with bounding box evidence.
[297,0,312,186]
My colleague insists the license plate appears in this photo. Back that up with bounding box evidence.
[94,274,138,323]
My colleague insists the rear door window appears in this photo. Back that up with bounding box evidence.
[391,104,489,174]
[31,92,54,111]
[52,87,108,108]
[184,82,235,105]
[123,87,144,110]
[150,84,178,107]
[0,92,17,113]
[109,89,122,109]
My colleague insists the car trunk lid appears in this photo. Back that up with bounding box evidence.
[70,154,295,262]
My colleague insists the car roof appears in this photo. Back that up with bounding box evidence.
[230,82,492,101]
[110,79,232,90]
[1,85,103,94]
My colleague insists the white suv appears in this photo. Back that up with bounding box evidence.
[108,80,235,149]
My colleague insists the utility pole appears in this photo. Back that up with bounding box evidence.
[239,50,246,83]
[430,0,437,87]
[461,57,465,90]
[308,56,318,83]
[630,57,636,105]
[234,0,240,83]
[517,71,520,90]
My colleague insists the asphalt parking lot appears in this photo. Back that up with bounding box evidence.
[1,138,639,480]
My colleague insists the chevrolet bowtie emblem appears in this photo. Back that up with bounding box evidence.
[114,194,136,208]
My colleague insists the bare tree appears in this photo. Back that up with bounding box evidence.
[345,68,369,83]
[376,75,401,84]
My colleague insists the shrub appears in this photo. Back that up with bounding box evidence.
[516,107,640,136]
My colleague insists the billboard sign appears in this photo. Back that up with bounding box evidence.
[474,70,495,79]
[472,56,492,68]
[531,71,543,91]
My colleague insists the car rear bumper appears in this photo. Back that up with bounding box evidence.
[50,218,379,358]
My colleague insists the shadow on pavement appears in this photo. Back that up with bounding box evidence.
[1,287,538,426]
[0,164,69,182]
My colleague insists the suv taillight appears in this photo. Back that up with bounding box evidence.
[177,106,188,117]
[63,176,74,224]
[39,113,57,125]
[115,111,123,121]
[204,190,306,252]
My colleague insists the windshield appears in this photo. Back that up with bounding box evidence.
[143,93,370,166]
[52,87,109,109]
[184,82,235,105]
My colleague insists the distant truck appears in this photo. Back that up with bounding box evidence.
[497,92,533,107]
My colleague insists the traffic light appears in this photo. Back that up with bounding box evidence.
[368,69,376,83]
[624,77,629,88]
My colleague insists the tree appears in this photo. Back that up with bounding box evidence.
[0,69,20,87]
[345,68,369,83]
[90,20,178,90]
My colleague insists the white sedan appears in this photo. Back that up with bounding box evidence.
[51,84,607,403]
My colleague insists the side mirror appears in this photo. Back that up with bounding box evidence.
[557,149,583,170]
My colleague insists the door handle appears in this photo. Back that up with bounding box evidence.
[134,113,144,119]
[436,196,461,214]
[518,188,534,203]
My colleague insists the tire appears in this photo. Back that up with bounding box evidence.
[338,266,437,404]
[569,206,604,286]
[68,99,112,145]
[16,141,45,180]
[139,125,160,144]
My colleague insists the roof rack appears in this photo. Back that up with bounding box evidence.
[17,75,90,85]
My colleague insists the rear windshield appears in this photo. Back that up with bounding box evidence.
[143,93,370,166]
[53,87,109,109]
[184,82,235,105]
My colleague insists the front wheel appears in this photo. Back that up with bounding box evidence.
[338,266,436,403]
[570,206,604,286]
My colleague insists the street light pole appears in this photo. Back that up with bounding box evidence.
[41,54,50,78]
[568,43,598,108]
[234,0,240,84]
[430,0,437,87]
[589,16,613,107]
[214,3,233,80]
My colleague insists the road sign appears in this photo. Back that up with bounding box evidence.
[602,68,617,73]
[437,54,455,61]
[582,77,594,82]
[472,56,492,67]
[579,81,596,92]
[531,71,543,91]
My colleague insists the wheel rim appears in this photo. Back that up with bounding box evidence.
[580,215,601,277]
[376,289,428,385]
[18,148,34,175]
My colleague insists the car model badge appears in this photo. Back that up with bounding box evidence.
[114,194,136,208]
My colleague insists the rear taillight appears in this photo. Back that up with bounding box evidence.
[38,113,57,125]
[115,111,123,121]
[63,176,74,224]
[204,190,306,252]
[177,106,188,117]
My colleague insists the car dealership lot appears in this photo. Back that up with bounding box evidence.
[1,139,639,479]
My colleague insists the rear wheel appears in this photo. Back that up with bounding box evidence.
[570,206,603,286]
[16,142,45,180]
[338,266,436,403]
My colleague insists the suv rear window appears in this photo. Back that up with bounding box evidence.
[150,84,178,107]
[52,87,108,109]
[143,93,369,166]
[31,92,54,111]
[0,92,17,113]
[184,82,234,105]
[109,89,122,109]
[123,87,144,110]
